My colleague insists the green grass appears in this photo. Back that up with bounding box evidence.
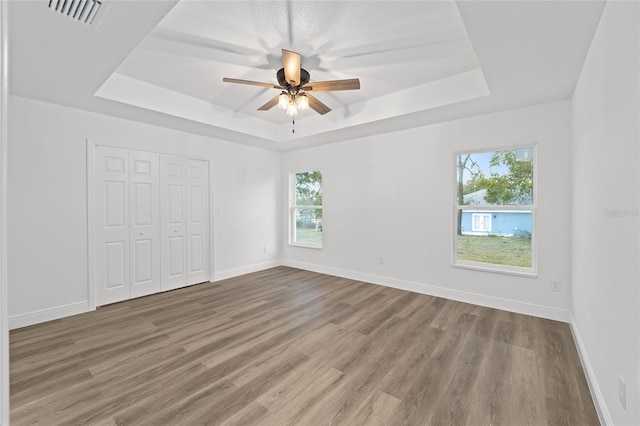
[456,234,531,267]
[293,229,529,266]
[294,227,323,246]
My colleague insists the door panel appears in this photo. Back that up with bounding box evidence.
[105,241,126,289]
[168,185,183,223]
[105,156,125,172]
[133,239,152,283]
[189,235,204,273]
[132,183,151,225]
[105,181,126,227]
[168,236,184,277]
[189,186,203,223]
[129,150,160,298]
[94,146,130,306]
[168,163,182,177]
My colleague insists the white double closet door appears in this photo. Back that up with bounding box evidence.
[93,146,209,307]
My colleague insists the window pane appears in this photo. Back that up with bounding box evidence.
[294,208,322,246]
[456,148,533,206]
[295,171,322,206]
[457,210,532,267]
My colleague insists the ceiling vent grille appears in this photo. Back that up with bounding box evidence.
[48,0,102,25]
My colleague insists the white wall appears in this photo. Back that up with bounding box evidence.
[571,1,640,424]
[8,95,281,326]
[0,2,8,423]
[282,100,573,320]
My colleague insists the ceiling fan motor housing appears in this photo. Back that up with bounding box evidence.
[277,68,310,89]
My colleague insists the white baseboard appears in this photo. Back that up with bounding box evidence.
[281,259,571,322]
[569,317,612,426]
[8,259,570,327]
[9,261,282,329]
[213,260,282,282]
[9,300,90,330]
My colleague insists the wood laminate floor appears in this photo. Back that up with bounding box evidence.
[10,267,599,425]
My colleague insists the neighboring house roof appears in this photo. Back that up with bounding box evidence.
[463,188,533,205]
[463,189,490,205]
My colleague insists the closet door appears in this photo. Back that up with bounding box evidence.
[129,150,161,298]
[160,156,210,290]
[161,156,188,291]
[94,146,130,306]
[93,148,208,305]
[186,159,209,285]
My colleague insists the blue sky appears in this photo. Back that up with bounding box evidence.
[459,150,507,183]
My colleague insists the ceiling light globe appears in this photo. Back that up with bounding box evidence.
[297,94,309,110]
[286,102,298,116]
[278,92,289,109]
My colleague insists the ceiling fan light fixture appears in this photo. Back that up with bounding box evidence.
[223,49,361,123]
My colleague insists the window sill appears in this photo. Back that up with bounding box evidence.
[452,261,537,278]
[289,242,323,250]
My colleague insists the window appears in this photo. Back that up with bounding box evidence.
[454,146,536,275]
[290,171,323,248]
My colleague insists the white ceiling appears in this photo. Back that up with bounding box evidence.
[9,1,605,151]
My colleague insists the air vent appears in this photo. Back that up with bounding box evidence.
[48,0,102,25]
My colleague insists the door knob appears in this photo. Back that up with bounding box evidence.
[139,232,144,236]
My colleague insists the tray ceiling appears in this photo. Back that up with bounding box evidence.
[10,1,606,151]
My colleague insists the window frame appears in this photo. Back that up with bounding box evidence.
[452,145,538,277]
[289,170,323,249]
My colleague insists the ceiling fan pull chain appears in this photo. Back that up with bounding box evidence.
[292,117,295,134]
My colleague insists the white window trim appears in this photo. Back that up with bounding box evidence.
[452,144,538,277]
[289,171,323,249]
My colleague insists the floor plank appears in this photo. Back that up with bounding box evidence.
[10,266,599,425]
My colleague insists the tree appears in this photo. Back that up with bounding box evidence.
[296,171,322,206]
[295,171,323,229]
[456,155,481,235]
[463,172,489,195]
[484,151,533,205]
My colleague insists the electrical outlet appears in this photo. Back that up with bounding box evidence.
[378,257,384,265]
[551,280,561,292]
[619,375,627,409]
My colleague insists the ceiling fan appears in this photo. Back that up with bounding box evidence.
[223,49,360,118]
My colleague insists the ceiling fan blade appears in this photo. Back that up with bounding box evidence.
[223,78,283,90]
[302,78,361,92]
[282,49,301,86]
[307,93,331,115]
[257,95,280,111]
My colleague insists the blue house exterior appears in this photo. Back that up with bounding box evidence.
[460,210,531,236]
[461,189,532,236]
